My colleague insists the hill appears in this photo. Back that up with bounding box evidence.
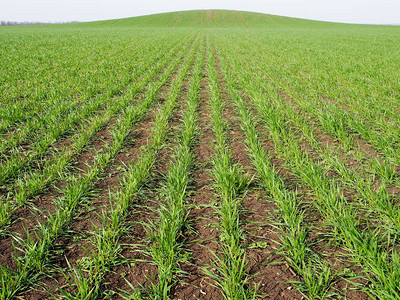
[81,9,331,28]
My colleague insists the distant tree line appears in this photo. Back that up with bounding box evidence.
[0,21,80,26]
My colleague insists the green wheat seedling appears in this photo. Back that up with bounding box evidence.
[253,51,400,237]
[202,40,253,300]
[0,35,167,156]
[60,35,200,299]
[145,38,205,298]
[223,35,400,239]
[0,34,197,300]
[249,68,400,236]
[245,80,400,298]
[0,35,186,187]
[235,33,400,174]
[0,35,191,233]
[215,40,339,299]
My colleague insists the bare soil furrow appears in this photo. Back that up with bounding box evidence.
[0,90,150,271]
[20,102,160,299]
[16,42,194,298]
[213,49,301,299]
[94,45,197,298]
[243,91,370,299]
[172,59,222,299]
[99,93,190,300]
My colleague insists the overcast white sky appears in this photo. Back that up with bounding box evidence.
[1,0,399,24]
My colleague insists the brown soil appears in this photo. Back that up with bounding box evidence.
[212,46,301,299]
[19,47,191,299]
[173,47,222,299]
[2,36,386,300]
[241,70,371,299]
[243,191,303,299]
[97,62,193,300]
[0,88,147,274]
[20,102,157,299]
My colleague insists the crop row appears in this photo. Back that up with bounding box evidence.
[58,34,201,299]
[1,29,399,299]
[0,35,193,234]
[213,33,400,298]
[0,34,197,299]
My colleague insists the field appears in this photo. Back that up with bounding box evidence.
[1,9,400,299]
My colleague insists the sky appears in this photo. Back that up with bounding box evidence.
[1,0,399,24]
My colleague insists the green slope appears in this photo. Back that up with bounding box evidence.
[2,9,396,31]
[80,10,331,28]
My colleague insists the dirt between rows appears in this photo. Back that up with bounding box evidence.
[0,104,119,272]
[20,98,159,299]
[0,65,167,274]
[20,50,188,299]
[173,56,222,299]
[237,66,370,299]
[100,71,191,298]
[213,49,301,299]
[2,40,382,300]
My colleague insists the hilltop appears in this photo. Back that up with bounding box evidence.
[81,10,332,28]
